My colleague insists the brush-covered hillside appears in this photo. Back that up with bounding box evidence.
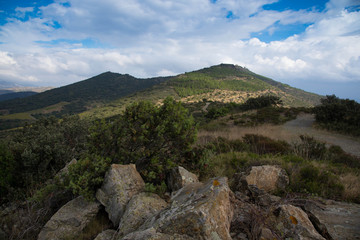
[0,64,321,130]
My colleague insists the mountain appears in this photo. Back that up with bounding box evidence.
[0,72,169,115]
[0,64,322,130]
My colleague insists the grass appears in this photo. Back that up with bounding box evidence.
[0,102,69,120]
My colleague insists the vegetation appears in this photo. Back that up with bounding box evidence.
[0,116,89,203]
[314,95,360,136]
[69,97,197,198]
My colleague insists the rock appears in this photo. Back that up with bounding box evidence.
[55,158,77,182]
[140,177,233,240]
[38,196,101,240]
[244,165,289,193]
[303,199,360,240]
[96,164,145,226]
[94,229,117,240]
[118,192,168,236]
[274,204,325,240]
[120,227,194,240]
[167,166,199,192]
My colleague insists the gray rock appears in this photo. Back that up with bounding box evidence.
[167,166,199,192]
[96,164,145,226]
[244,165,289,193]
[275,204,325,240]
[94,229,117,240]
[120,227,194,240]
[303,199,360,240]
[118,192,168,236]
[140,177,233,240]
[38,196,101,240]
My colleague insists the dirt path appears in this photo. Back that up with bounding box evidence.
[199,113,360,157]
[282,114,360,157]
[202,102,210,112]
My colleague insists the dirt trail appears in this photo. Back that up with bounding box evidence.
[281,114,360,157]
[199,113,360,157]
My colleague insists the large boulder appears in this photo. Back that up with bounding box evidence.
[274,204,325,240]
[167,166,199,192]
[303,199,360,240]
[140,177,233,240]
[38,196,101,240]
[118,192,168,236]
[244,165,289,193]
[96,164,145,226]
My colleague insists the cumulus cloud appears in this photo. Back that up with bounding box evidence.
[0,0,359,100]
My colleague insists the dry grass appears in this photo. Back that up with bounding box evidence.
[340,173,360,202]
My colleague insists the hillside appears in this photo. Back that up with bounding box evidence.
[0,64,322,129]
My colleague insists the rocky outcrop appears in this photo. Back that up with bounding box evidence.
[38,196,101,240]
[140,177,233,240]
[118,192,168,236]
[244,165,289,193]
[96,164,145,226]
[167,166,199,192]
[274,204,325,240]
[303,199,360,240]
[35,164,360,240]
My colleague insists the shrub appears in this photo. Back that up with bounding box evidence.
[242,134,291,155]
[84,97,197,192]
[292,135,326,160]
[68,154,111,200]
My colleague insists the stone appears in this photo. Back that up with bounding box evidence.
[303,199,360,240]
[38,196,101,240]
[140,177,233,240]
[244,165,289,193]
[274,204,325,240]
[120,227,194,240]
[118,192,168,236]
[167,166,199,192]
[94,229,117,240]
[96,164,145,226]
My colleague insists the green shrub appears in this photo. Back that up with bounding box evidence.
[289,164,344,199]
[86,97,197,191]
[69,154,111,200]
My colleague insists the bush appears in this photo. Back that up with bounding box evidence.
[242,134,291,155]
[82,97,197,193]
[292,135,326,160]
[68,154,111,200]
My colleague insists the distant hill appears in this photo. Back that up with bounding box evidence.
[0,72,169,115]
[0,64,322,130]
[0,91,38,102]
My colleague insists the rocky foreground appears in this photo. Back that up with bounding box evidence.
[36,164,360,240]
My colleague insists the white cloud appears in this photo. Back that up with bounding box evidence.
[0,0,359,100]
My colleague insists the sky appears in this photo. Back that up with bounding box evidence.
[0,0,360,101]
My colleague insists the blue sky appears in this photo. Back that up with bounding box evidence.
[0,0,360,101]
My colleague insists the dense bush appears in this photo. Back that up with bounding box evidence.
[243,95,282,110]
[0,116,89,202]
[242,134,291,155]
[70,97,197,197]
[314,95,360,135]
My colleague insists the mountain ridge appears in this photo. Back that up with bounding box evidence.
[0,64,322,130]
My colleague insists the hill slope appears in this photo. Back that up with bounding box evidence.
[0,64,322,129]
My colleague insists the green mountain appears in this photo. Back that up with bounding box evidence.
[0,64,322,130]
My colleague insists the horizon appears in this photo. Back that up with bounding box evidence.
[0,0,360,101]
